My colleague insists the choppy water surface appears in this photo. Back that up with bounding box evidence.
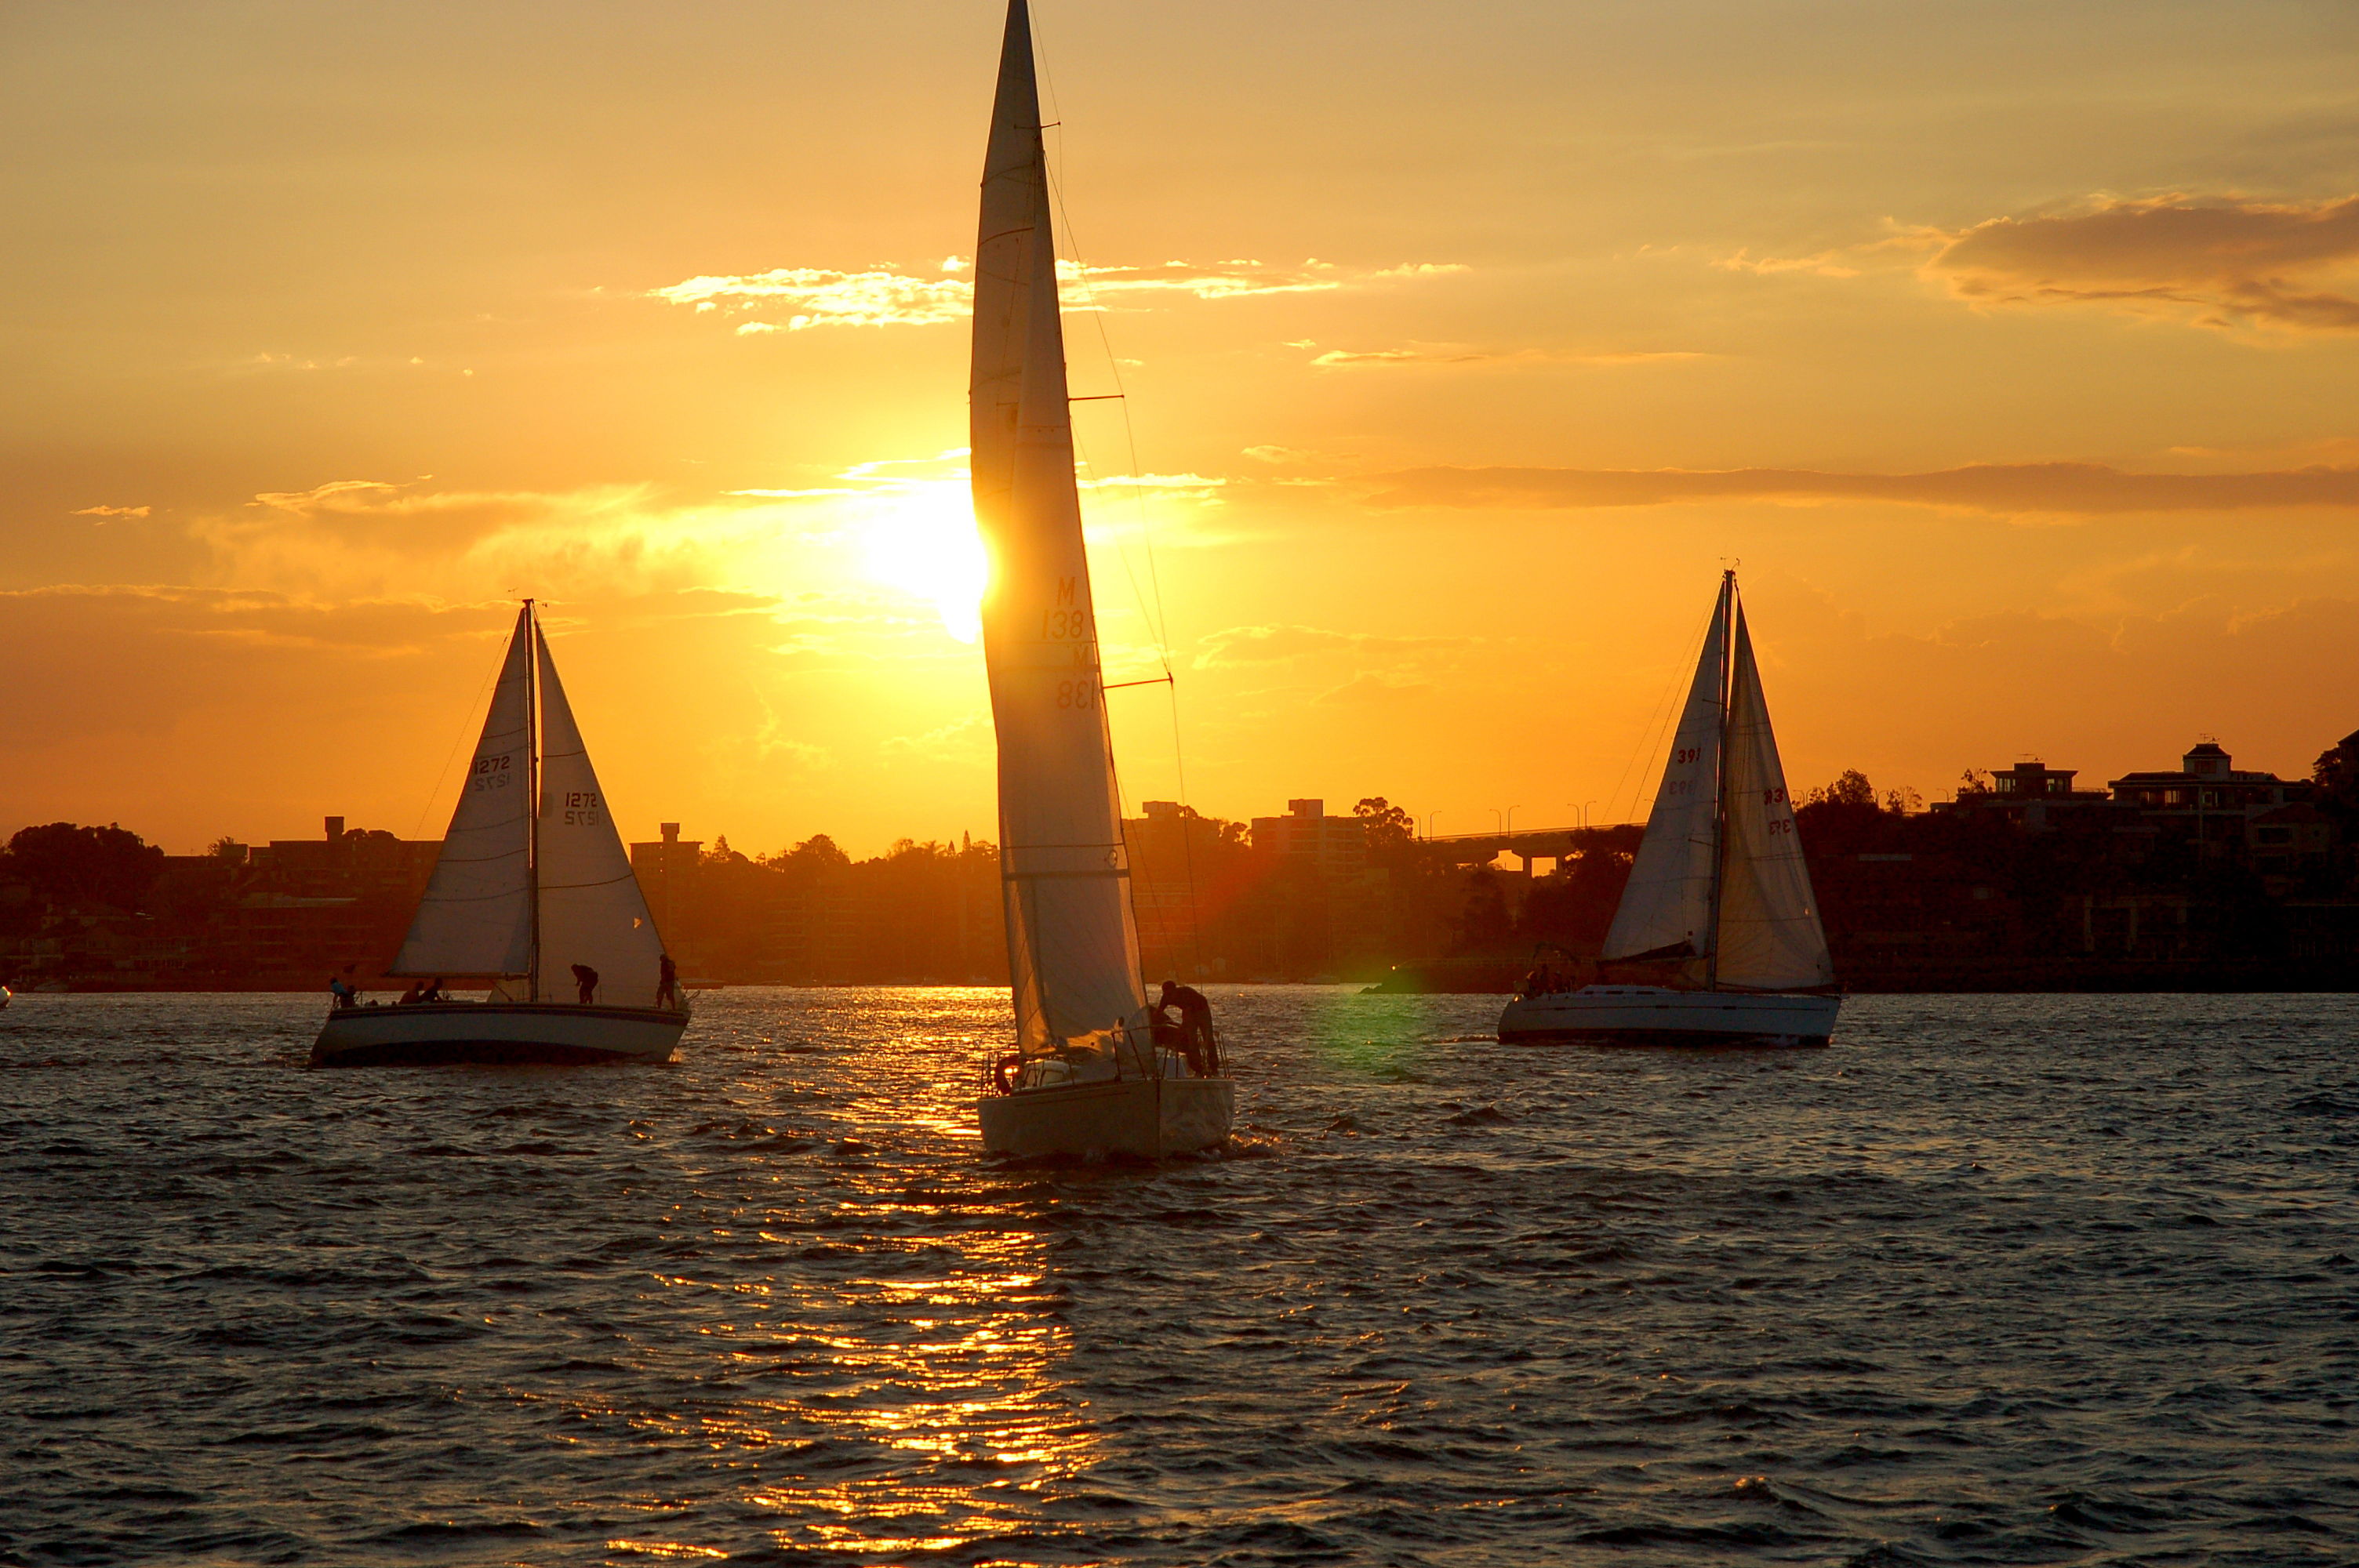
[2,989,2356,1566]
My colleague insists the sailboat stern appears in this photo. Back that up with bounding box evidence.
[311,1001,687,1066]
[1499,986,1839,1047]
[978,1073,1234,1159]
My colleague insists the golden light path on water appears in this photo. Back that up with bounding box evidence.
[583,994,1100,1562]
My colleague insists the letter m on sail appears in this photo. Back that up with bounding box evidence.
[1056,577,1077,606]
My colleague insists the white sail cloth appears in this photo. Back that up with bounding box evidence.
[1602,580,1730,967]
[391,608,534,978]
[1715,606,1834,989]
[533,628,667,1007]
[971,0,1147,1058]
[1600,575,1834,992]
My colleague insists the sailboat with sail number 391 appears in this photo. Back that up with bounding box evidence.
[968,0,1234,1156]
[311,601,689,1066]
[1499,571,1841,1047]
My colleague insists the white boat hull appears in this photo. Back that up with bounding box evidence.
[1499,986,1839,1047]
[311,1001,687,1066]
[977,1075,1234,1159]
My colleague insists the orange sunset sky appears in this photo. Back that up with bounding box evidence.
[6,1,2359,855]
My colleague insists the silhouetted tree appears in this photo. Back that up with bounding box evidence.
[1806,770,1878,810]
[2314,729,2359,822]
[771,833,851,872]
[1451,868,1515,954]
[1354,797,1416,862]
[1517,849,1631,949]
[3,822,165,912]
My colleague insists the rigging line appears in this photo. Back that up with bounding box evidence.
[413,627,507,840]
[1036,12,1202,984]
[1606,593,1721,829]
[1038,132,1174,668]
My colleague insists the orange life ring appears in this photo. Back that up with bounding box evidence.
[992,1053,1023,1094]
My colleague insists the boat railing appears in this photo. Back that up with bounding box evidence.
[976,1020,1227,1094]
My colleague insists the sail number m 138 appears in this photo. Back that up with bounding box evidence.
[1041,576,1090,641]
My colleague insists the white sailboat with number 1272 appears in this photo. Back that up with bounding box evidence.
[969,0,1234,1156]
[311,601,689,1066]
[1500,571,1841,1047]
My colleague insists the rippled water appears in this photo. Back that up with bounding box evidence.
[2,989,2356,1566]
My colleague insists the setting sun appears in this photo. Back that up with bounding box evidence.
[857,480,990,644]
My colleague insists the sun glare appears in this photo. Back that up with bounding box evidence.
[859,482,988,642]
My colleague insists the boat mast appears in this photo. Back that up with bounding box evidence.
[524,597,541,1004]
[1705,570,1734,992]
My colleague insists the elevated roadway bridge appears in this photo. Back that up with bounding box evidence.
[1420,821,1643,872]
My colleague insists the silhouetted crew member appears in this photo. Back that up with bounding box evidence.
[1156,978,1216,1075]
[327,976,356,1010]
[656,954,679,1010]
[572,963,599,1005]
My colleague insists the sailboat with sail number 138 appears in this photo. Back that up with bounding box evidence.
[968,0,1234,1157]
[1499,571,1841,1047]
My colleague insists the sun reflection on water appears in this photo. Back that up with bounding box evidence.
[559,1003,1100,1563]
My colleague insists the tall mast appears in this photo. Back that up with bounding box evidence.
[523,598,541,1004]
[1705,570,1735,991]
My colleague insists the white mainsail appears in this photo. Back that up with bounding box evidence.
[391,608,535,978]
[532,626,667,1007]
[971,0,1147,1058]
[1714,604,1834,989]
[1602,579,1731,967]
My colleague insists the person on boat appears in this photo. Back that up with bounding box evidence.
[397,980,426,1005]
[571,963,598,1005]
[656,954,679,1010]
[327,975,356,1010]
[419,977,445,1004]
[1155,978,1215,1075]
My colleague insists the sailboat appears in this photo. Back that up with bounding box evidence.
[969,0,1234,1157]
[1499,571,1841,1046]
[310,602,689,1066]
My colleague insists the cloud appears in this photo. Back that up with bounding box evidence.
[880,713,990,760]
[184,475,849,602]
[650,267,973,330]
[1192,623,1472,669]
[1367,463,2359,517]
[1310,345,1704,368]
[1927,194,2359,332]
[651,259,1464,332]
[1076,472,1227,497]
[71,505,150,520]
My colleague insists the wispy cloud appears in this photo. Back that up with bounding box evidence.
[1368,463,2359,516]
[652,267,973,331]
[1077,472,1227,496]
[1925,194,2359,332]
[652,259,1466,333]
[1192,623,1473,669]
[71,505,150,520]
[1733,195,2359,336]
[1310,345,1705,368]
